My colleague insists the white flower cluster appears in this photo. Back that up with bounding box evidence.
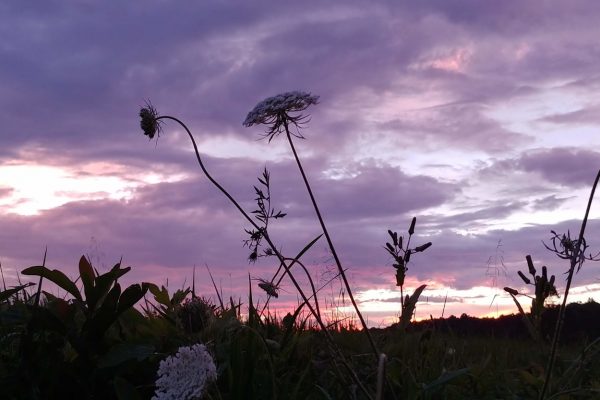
[243,91,319,127]
[152,343,217,400]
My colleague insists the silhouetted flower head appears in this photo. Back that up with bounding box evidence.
[152,343,217,400]
[243,91,319,141]
[140,102,162,139]
[258,278,279,298]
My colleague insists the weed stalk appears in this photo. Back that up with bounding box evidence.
[283,119,379,358]
[143,111,374,399]
[539,169,600,400]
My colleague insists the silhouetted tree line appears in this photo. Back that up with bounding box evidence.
[396,300,600,343]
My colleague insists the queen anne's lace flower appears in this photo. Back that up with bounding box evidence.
[243,91,319,141]
[152,343,217,400]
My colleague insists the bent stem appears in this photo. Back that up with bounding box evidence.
[153,115,373,400]
[539,169,600,400]
[284,120,379,358]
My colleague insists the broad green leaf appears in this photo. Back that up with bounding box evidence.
[22,266,82,302]
[117,283,148,315]
[149,284,171,307]
[79,255,95,305]
[92,265,130,309]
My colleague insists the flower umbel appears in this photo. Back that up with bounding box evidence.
[140,102,162,139]
[152,343,217,400]
[243,91,319,141]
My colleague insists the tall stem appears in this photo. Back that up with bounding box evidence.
[284,122,379,357]
[539,169,600,400]
[154,116,373,399]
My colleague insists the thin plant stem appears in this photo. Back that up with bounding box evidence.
[284,121,379,358]
[153,115,373,400]
[0,259,7,292]
[259,255,322,320]
[34,247,47,307]
[539,169,600,400]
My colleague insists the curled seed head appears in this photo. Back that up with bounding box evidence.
[139,102,161,139]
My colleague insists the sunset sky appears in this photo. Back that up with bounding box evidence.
[2,1,600,326]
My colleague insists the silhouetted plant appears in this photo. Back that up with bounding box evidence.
[539,169,600,400]
[244,91,380,358]
[504,255,557,341]
[140,102,375,399]
[384,217,432,330]
[244,167,286,263]
[175,296,216,334]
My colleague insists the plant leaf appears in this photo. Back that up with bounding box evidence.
[22,266,82,302]
[400,284,426,329]
[79,255,95,303]
[0,283,34,303]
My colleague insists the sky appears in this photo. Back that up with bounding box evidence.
[2,1,600,327]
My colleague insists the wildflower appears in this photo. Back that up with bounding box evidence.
[152,343,217,400]
[258,278,279,298]
[140,102,162,139]
[243,91,319,141]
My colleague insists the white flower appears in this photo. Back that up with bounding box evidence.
[243,91,319,141]
[152,343,217,400]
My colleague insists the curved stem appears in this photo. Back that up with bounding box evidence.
[154,116,373,399]
[539,169,600,400]
[284,122,379,358]
[281,257,322,320]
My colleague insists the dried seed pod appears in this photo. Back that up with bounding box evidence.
[526,255,536,276]
[518,271,531,285]
[504,287,519,296]
[415,242,432,252]
[388,230,398,246]
[386,243,395,254]
[408,217,416,235]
